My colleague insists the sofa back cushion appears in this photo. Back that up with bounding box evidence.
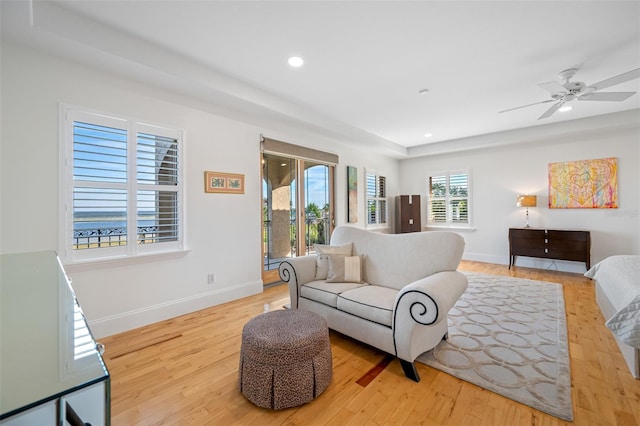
[314,243,353,279]
[326,254,365,283]
[330,226,464,290]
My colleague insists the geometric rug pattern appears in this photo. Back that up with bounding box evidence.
[416,272,573,421]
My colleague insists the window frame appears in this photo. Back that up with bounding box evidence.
[365,169,388,229]
[59,104,186,266]
[427,170,472,228]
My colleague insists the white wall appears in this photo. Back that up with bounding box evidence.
[0,42,399,338]
[3,40,638,340]
[400,111,640,273]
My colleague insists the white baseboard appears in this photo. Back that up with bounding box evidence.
[89,280,263,339]
[463,252,507,265]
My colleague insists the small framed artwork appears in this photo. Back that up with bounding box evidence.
[204,171,245,194]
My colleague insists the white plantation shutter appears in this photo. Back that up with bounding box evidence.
[366,173,376,224]
[366,171,388,226]
[137,132,179,185]
[136,131,179,244]
[428,171,471,226]
[449,173,469,223]
[62,106,184,262]
[72,118,129,251]
[428,175,447,223]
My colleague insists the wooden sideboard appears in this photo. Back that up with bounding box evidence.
[508,228,591,270]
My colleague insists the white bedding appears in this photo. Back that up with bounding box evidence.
[585,255,640,349]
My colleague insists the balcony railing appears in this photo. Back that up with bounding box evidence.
[263,216,330,271]
[73,226,160,249]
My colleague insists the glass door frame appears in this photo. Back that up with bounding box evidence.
[261,153,335,285]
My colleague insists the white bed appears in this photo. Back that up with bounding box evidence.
[585,255,640,379]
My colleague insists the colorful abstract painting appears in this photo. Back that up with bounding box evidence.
[347,166,358,223]
[548,157,618,209]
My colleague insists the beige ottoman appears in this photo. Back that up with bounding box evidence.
[238,309,332,409]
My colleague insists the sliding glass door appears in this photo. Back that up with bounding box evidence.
[302,161,332,251]
[262,154,297,282]
[262,153,334,284]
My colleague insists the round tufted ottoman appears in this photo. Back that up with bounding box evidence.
[238,309,332,409]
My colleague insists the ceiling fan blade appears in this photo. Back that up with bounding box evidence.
[499,99,554,113]
[538,81,566,94]
[538,102,563,120]
[590,68,640,91]
[579,91,636,102]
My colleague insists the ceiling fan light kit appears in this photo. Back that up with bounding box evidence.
[288,56,304,67]
[500,67,640,119]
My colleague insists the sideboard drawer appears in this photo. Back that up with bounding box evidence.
[547,238,588,252]
[547,230,590,242]
[546,248,589,263]
[509,229,545,240]
[508,228,590,270]
[510,245,547,258]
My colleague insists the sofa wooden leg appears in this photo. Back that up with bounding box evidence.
[399,360,420,382]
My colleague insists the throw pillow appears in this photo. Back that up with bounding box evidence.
[327,254,365,283]
[314,243,353,280]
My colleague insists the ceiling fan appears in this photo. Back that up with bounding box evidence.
[499,67,640,120]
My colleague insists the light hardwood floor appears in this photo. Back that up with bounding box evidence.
[100,261,640,425]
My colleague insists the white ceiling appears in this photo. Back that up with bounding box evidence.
[2,1,640,156]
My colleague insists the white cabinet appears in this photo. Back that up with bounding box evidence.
[0,401,56,426]
[63,381,107,425]
[0,381,106,426]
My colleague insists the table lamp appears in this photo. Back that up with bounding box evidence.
[516,195,537,228]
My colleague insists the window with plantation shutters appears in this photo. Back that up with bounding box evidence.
[428,171,471,226]
[366,171,388,226]
[61,106,184,263]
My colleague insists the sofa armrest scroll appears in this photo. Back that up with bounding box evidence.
[393,271,468,361]
[394,271,468,325]
[278,255,317,309]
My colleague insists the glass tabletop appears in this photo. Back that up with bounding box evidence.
[0,251,109,418]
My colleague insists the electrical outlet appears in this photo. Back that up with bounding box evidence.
[207,273,215,284]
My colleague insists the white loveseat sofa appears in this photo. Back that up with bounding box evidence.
[278,226,468,381]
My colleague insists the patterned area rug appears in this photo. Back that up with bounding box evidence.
[416,272,573,421]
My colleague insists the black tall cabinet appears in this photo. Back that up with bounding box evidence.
[396,195,421,233]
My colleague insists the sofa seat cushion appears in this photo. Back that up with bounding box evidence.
[337,285,397,327]
[300,281,368,308]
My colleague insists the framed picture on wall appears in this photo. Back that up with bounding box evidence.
[548,157,618,208]
[347,166,358,223]
[204,171,245,194]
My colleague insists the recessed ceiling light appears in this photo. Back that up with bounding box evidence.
[424,133,433,138]
[559,105,573,112]
[288,56,304,67]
